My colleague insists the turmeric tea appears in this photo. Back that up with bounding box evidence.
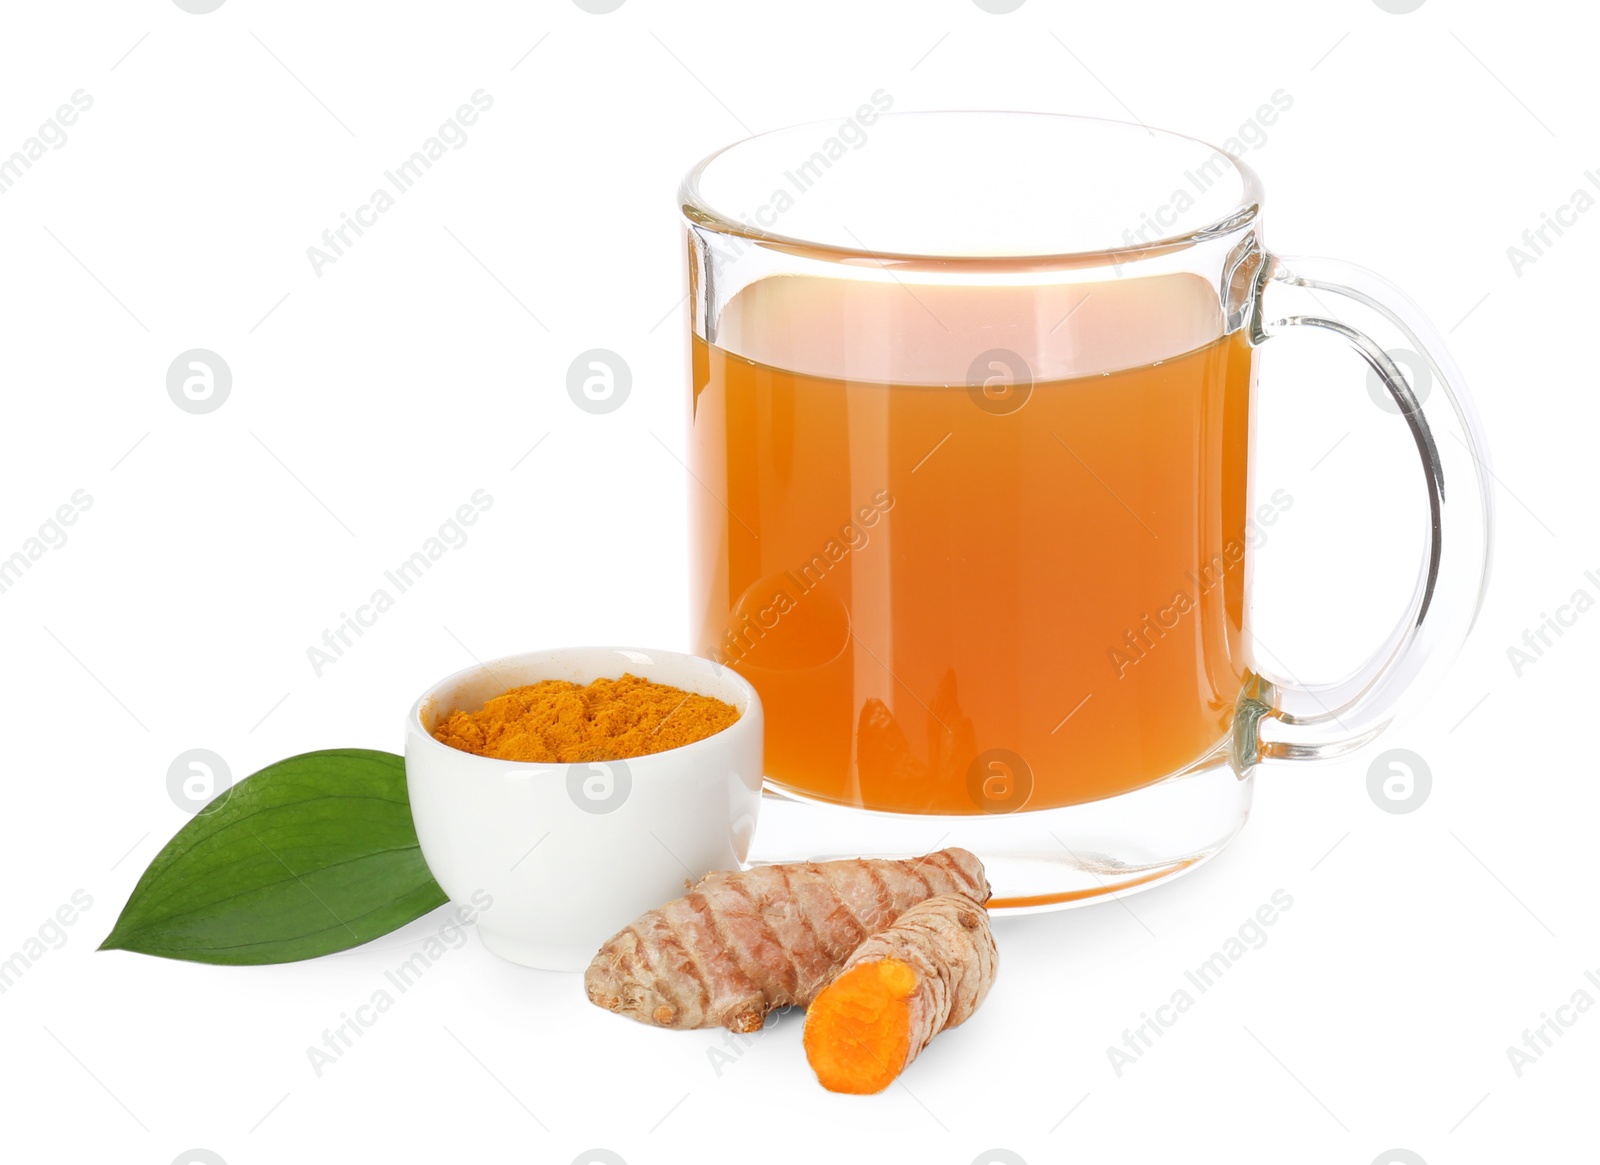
[432,673,739,762]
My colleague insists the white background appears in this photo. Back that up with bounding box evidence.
[1,1,1594,1163]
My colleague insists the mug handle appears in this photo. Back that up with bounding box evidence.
[1233,253,1494,770]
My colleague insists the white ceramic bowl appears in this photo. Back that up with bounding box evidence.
[405,646,763,971]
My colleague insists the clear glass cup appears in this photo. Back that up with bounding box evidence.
[679,111,1492,910]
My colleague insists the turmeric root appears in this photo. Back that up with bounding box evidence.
[584,849,989,1033]
[803,894,998,1094]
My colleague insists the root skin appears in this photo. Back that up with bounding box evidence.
[584,849,989,1031]
[803,894,998,1094]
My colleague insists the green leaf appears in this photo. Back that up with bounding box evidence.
[101,749,447,965]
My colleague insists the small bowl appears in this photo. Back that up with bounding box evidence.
[405,646,763,971]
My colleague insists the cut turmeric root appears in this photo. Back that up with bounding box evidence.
[804,894,998,1094]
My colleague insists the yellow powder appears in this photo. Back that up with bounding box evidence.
[432,673,740,762]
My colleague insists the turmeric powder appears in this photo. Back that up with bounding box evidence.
[803,894,998,1094]
[432,673,739,762]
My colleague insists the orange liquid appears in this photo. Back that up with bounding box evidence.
[689,324,1253,814]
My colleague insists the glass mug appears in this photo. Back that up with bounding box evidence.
[679,112,1491,909]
